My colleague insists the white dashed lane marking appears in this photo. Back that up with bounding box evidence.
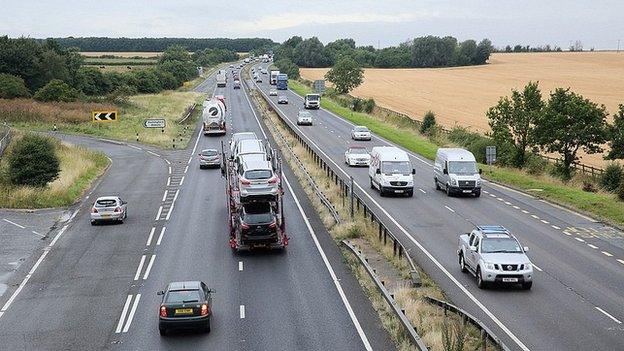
[3,219,25,229]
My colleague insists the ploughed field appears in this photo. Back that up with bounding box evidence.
[301,52,624,168]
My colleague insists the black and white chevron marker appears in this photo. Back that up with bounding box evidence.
[92,111,118,122]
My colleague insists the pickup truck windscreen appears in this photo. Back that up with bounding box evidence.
[481,238,522,253]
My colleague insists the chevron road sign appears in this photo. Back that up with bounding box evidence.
[92,110,118,122]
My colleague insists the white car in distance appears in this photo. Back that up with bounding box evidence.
[344,145,371,167]
[351,126,371,141]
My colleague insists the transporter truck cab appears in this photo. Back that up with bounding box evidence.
[369,146,415,197]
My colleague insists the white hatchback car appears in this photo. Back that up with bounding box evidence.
[351,126,371,141]
[344,145,371,166]
[269,89,278,96]
[296,110,313,125]
[90,196,127,225]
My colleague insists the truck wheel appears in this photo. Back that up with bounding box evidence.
[459,254,467,273]
[522,282,532,290]
[476,268,486,289]
[204,319,211,333]
[435,178,441,190]
[474,190,481,198]
[379,186,386,197]
[406,190,413,197]
[370,177,375,189]
[159,328,167,336]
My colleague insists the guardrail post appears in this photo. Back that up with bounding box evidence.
[350,177,354,219]
[378,223,382,241]
[398,244,403,259]
[383,228,388,245]
[481,330,487,351]
[393,240,397,256]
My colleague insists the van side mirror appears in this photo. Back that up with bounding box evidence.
[376,169,381,175]
[479,168,483,174]
[469,246,477,252]
[412,169,416,175]
[443,168,448,175]
[523,246,530,252]
[157,290,165,296]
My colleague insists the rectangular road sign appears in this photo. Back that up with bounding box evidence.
[92,110,118,122]
[143,119,166,128]
[313,80,325,93]
[486,146,497,165]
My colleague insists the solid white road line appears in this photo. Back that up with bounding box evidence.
[165,191,179,221]
[157,227,166,245]
[173,189,180,203]
[143,255,156,280]
[166,177,171,186]
[164,159,171,165]
[532,264,543,272]
[147,150,161,157]
[239,305,245,319]
[239,261,244,271]
[602,251,613,257]
[123,294,141,333]
[282,175,373,350]
[191,128,202,156]
[188,156,193,165]
[49,224,68,247]
[595,306,622,324]
[444,205,455,213]
[184,165,189,174]
[155,206,163,220]
[146,227,155,246]
[128,145,142,150]
[179,176,185,186]
[115,295,133,333]
[3,218,25,229]
[133,255,146,281]
[587,244,599,249]
[31,230,44,238]
[259,84,530,351]
[162,190,168,202]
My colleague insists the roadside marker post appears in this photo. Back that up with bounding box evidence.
[92,110,118,123]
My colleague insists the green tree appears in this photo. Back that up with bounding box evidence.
[0,73,30,98]
[75,67,111,95]
[487,81,544,167]
[33,79,81,102]
[605,104,624,160]
[130,69,162,93]
[158,60,197,85]
[325,57,364,94]
[8,135,60,187]
[292,37,328,67]
[534,88,608,179]
[274,58,300,79]
[159,45,192,63]
[474,39,493,64]
[420,111,437,135]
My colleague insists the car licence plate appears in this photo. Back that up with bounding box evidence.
[463,190,472,193]
[394,190,403,193]
[175,308,194,315]
[502,277,518,283]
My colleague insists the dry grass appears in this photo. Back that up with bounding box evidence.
[302,52,624,168]
[80,52,162,58]
[0,133,109,208]
[0,99,116,124]
[252,89,489,350]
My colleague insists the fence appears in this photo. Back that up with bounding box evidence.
[0,125,11,158]
[253,82,509,351]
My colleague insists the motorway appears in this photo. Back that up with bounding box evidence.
[252,62,624,350]
[0,68,395,350]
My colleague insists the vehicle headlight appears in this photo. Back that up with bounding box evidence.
[484,262,495,270]
[524,263,532,271]
[450,178,458,186]
[476,179,481,186]
[407,181,413,186]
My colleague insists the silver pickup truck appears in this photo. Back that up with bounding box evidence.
[457,225,533,290]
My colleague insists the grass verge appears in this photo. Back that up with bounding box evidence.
[0,133,110,208]
[288,79,624,227]
[251,89,488,350]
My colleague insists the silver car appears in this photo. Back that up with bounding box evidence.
[238,160,279,200]
[351,126,371,141]
[458,225,533,290]
[230,132,258,154]
[90,196,127,225]
[344,145,371,166]
[198,149,221,168]
[269,89,278,96]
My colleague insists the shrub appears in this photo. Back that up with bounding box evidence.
[582,181,597,193]
[362,98,375,113]
[8,134,60,187]
[600,163,624,192]
[420,110,437,135]
[33,79,80,102]
[466,138,492,164]
[524,154,549,176]
[106,85,136,105]
[0,73,31,99]
[618,178,624,201]
[130,69,161,93]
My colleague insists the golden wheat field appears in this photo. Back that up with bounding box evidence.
[301,52,624,168]
[80,52,162,57]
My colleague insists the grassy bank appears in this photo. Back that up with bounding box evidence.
[2,90,203,149]
[0,134,110,208]
[289,79,624,227]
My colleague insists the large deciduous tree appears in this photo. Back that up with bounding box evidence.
[487,81,544,167]
[325,57,364,94]
[606,104,624,160]
[534,88,608,179]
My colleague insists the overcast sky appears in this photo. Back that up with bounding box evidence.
[1,0,623,49]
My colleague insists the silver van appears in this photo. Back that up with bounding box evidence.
[434,148,482,197]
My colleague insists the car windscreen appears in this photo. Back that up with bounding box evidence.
[307,95,319,101]
[354,127,369,132]
[96,199,117,207]
[448,161,478,175]
[242,204,273,224]
[381,161,411,175]
[244,169,272,180]
[166,289,202,303]
[201,150,218,157]
[349,148,368,155]
[481,238,522,253]
[298,112,312,118]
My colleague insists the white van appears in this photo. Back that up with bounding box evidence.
[369,146,415,197]
[304,94,320,109]
[434,148,482,197]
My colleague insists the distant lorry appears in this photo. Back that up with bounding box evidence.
[216,70,226,87]
[202,98,226,135]
[434,148,482,197]
[276,74,288,90]
[270,70,280,85]
[369,146,415,197]
[304,94,320,109]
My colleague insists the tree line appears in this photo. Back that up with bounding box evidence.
[0,36,237,102]
[47,37,276,53]
[496,44,564,53]
[273,35,494,68]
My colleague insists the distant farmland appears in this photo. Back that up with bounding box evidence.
[301,52,624,167]
[80,51,162,58]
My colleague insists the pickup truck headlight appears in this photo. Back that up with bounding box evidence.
[524,263,532,271]
[484,262,495,270]
[450,179,458,186]
[476,179,482,186]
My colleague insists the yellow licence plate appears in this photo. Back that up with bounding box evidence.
[175,308,194,315]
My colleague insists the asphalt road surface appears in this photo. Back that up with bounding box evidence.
[252,62,624,351]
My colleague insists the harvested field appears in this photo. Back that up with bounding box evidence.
[301,52,624,168]
[80,51,162,58]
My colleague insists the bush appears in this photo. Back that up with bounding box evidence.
[33,79,80,102]
[420,110,437,135]
[600,163,624,192]
[466,138,492,164]
[0,73,31,98]
[130,69,161,93]
[106,85,136,105]
[582,181,597,193]
[524,154,549,176]
[618,178,624,201]
[362,98,375,113]
[8,134,60,187]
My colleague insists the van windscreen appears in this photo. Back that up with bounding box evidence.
[448,161,478,175]
[381,161,411,175]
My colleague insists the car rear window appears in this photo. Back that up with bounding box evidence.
[96,199,117,207]
[243,204,273,224]
[166,289,202,303]
[201,150,218,157]
[245,169,272,180]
